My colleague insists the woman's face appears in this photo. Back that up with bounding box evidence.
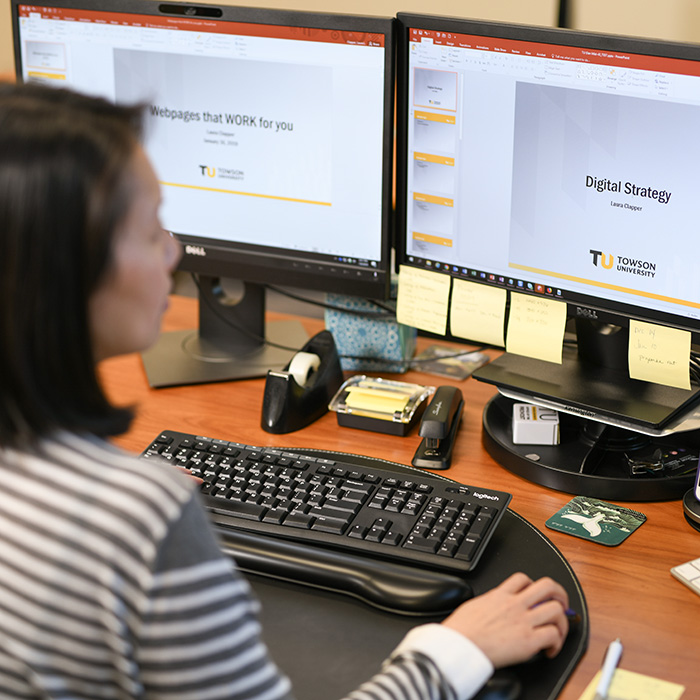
[89,146,181,361]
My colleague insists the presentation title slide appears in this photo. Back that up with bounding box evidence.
[150,105,295,132]
[585,175,672,204]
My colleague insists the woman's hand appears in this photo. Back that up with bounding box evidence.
[442,572,570,668]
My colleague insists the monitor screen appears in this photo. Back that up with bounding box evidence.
[396,13,700,434]
[12,1,394,386]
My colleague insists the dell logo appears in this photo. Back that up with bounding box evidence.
[185,245,206,257]
[575,306,598,320]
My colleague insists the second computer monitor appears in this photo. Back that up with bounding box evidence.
[396,12,700,434]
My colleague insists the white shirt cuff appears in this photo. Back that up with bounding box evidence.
[390,623,494,699]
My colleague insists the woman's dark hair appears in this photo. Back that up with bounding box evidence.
[0,82,145,446]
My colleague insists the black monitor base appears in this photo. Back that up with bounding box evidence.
[482,395,698,501]
[142,276,309,387]
[142,320,308,387]
[683,489,700,532]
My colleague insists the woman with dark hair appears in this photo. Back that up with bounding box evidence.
[0,81,569,699]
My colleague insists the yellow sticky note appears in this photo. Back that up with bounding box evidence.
[345,388,410,415]
[628,320,691,390]
[578,668,685,700]
[505,292,567,364]
[450,279,506,347]
[396,265,451,336]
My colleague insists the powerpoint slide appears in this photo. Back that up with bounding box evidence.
[508,82,700,302]
[25,41,65,70]
[113,49,333,210]
[412,196,454,237]
[413,115,456,154]
[413,68,458,111]
[413,158,455,195]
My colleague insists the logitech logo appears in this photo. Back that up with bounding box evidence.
[472,492,499,501]
[199,165,216,177]
[185,245,206,257]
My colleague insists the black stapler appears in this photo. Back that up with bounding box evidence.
[411,386,464,470]
[261,330,344,434]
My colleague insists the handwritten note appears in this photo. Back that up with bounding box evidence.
[396,265,451,336]
[506,292,567,364]
[450,279,506,347]
[578,668,685,700]
[628,320,691,390]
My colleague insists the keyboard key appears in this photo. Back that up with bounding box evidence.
[404,536,439,554]
[312,516,348,534]
[348,524,367,539]
[469,515,492,539]
[382,530,402,546]
[454,536,480,561]
[322,500,361,515]
[437,538,460,557]
[262,508,287,524]
[285,513,313,529]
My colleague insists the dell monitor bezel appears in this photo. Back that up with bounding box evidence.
[395,12,700,434]
[12,1,396,386]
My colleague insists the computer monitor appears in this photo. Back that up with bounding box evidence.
[395,13,700,498]
[12,1,394,386]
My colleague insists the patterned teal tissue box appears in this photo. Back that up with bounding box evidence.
[324,293,416,373]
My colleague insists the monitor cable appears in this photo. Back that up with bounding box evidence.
[265,284,397,318]
[188,273,487,370]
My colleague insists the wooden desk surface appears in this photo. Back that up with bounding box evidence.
[101,295,700,700]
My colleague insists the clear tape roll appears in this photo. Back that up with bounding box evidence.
[288,351,321,387]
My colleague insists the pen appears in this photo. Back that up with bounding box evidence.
[594,638,623,700]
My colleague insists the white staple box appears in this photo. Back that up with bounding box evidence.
[512,403,560,445]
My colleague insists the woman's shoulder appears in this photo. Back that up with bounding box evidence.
[4,432,198,533]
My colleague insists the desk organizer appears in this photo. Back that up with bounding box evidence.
[329,376,433,436]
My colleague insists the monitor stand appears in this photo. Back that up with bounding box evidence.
[683,489,700,532]
[474,319,700,436]
[475,318,700,501]
[141,275,308,388]
[482,394,699,501]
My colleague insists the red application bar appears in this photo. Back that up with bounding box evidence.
[409,27,700,77]
[18,5,385,47]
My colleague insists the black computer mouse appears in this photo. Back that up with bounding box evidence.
[474,672,522,700]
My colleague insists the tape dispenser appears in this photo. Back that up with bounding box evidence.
[261,330,344,434]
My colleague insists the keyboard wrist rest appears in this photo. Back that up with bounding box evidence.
[216,525,473,616]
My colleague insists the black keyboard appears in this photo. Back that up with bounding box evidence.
[141,430,512,574]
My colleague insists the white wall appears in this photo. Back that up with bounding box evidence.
[572,0,700,43]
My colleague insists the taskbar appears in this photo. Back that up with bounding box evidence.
[404,255,565,300]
